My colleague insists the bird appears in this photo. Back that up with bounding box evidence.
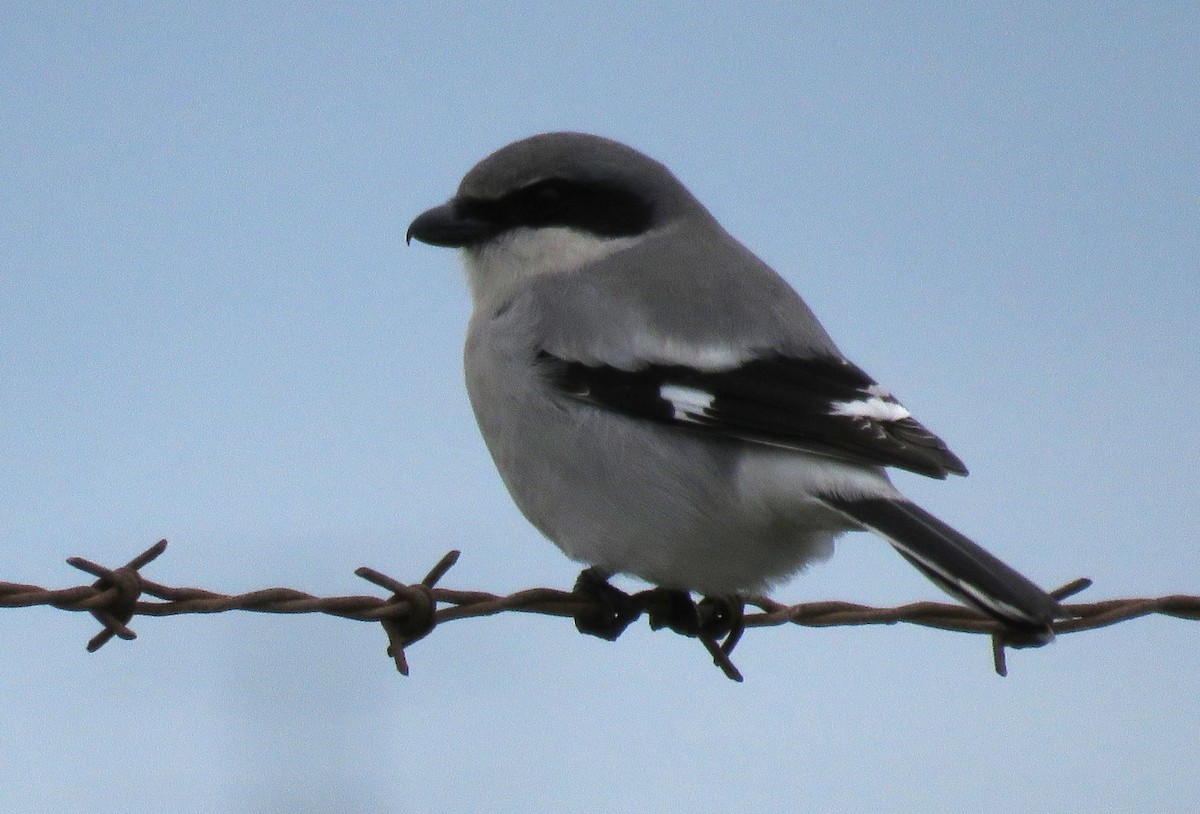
[407,131,1062,647]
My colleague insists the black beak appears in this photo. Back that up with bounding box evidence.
[406,201,500,248]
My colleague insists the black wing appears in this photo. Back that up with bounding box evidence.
[538,351,968,479]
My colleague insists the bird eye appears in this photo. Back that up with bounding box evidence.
[531,183,565,210]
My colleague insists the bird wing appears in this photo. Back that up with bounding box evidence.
[537,350,968,479]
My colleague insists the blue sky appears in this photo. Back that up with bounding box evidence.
[2,4,1197,812]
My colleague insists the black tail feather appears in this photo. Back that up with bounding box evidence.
[822,494,1061,643]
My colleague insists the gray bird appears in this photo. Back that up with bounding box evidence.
[408,131,1061,645]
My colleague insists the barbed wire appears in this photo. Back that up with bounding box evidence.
[3,540,1197,681]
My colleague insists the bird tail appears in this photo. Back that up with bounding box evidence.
[820,494,1062,644]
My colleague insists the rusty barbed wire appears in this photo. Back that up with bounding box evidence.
[3,540,1197,681]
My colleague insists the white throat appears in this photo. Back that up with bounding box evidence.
[463,226,644,308]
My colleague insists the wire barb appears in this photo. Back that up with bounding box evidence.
[353,550,460,675]
[3,541,1197,680]
[63,539,168,652]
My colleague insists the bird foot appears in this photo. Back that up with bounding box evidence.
[698,595,746,648]
[572,567,640,641]
[572,572,748,681]
[642,590,746,682]
[644,588,703,636]
[643,591,744,642]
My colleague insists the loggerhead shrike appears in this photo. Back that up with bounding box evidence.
[407,132,1062,645]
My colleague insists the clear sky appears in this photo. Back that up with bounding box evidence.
[2,4,1197,812]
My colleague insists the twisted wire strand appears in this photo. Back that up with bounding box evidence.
[3,540,1196,681]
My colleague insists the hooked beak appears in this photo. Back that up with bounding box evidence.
[406,200,501,248]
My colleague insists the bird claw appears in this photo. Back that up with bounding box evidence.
[645,588,703,636]
[698,595,745,647]
[572,567,640,641]
[572,572,748,681]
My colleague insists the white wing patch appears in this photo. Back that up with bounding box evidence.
[830,392,912,422]
[659,384,715,422]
